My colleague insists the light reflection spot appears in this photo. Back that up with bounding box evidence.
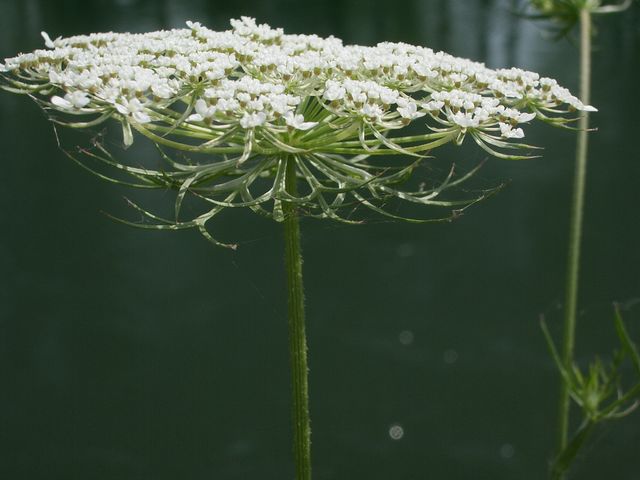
[396,243,415,258]
[398,330,414,345]
[443,348,458,364]
[388,424,404,440]
[500,443,515,459]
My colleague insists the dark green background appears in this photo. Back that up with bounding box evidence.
[1,0,639,479]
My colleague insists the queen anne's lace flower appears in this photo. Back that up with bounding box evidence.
[0,17,594,247]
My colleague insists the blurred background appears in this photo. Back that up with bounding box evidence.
[0,0,639,479]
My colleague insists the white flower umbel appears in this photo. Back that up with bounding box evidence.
[0,17,595,246]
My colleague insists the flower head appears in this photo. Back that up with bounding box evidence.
[0,18,594,247]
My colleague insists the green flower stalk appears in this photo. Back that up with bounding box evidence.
[558,5,593,457]
[1,17,593,478]
[523,0,634,477]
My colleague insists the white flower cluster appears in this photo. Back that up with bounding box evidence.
[186,76,316,130]
[427,90,537,139]
[0,17,598,242]
[1,16,594,152]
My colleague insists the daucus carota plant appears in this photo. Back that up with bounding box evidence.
[522,1,633,476]
[0,17,594,479]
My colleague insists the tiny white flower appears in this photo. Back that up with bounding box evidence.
[237,92,252,103]
[517,111,536,123]
[186,21,202,30]
[40,31,56,49]
[397,102,425,120]
[284,112,318,131]
[217,98,240,113]
[379,89,399,105]
[240,111,267,128]
[269,95,296,116]
[451,111,479,129]
[247,99,265,111]
[115,98,151,123]
[351,91,367,104]
[424,100,444,112]
[51,91,91,110]
[151,82,175,99]
[51,96,73,109]
[95,86,120,104]
[188,99,217,122]
[412,63,437,79]
[499,123,525,139]
[323,81,346,102]
[497,107,536,124]
[360,103,384,122]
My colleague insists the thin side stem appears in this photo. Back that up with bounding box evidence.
[557,6,591,462]
[283,156,312,480]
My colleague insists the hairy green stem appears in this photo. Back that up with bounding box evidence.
[283,156,312,480]
[557,6,591,468]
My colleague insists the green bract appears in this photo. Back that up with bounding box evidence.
[0,17,595,247]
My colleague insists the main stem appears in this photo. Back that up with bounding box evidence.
[557,7,591,463]
[283,156,312,480]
